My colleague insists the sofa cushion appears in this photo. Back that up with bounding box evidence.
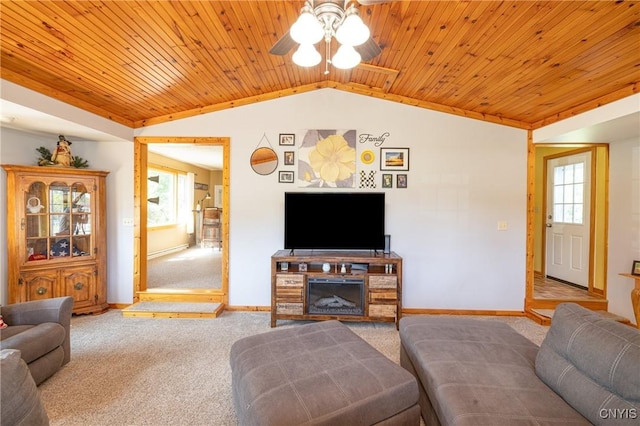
[230,320,419,425]
[535,303,640,425]
[0,349,50,425]
[1,324,34,339]
[400,316,589,425]
[0,322,65,364]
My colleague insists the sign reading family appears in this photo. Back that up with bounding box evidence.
[358,132,390,146]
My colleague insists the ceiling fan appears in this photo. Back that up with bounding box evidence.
[269,0,397,74]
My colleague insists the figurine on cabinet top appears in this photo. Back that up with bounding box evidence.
[35,135,90,168]
[51,135,72,167]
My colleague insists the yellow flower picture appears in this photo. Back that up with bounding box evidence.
[298,129,356,187]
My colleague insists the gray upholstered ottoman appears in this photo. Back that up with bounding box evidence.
[230,320,419,425]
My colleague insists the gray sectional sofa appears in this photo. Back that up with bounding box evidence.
[1,349,50,425]
[231,319,420,425]
[400,303,640,425]
[0,296,73,385]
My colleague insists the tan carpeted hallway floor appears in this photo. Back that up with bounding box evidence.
[147,246,221,290]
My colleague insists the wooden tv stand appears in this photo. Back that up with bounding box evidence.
[271,250,403,328]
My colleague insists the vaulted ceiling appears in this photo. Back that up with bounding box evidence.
[1,0,639,131]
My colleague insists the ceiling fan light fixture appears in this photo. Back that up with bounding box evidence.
[335,6,370,47]
[292,43,322,67]
[332,44,361,69]
[290,4,324,45]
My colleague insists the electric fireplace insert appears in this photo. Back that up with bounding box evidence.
[307,277,364,316]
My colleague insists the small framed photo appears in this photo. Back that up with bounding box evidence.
[380,148,410,171]
[382,173,393,188]
[284,151,295,165]
[299,263,307,272]
[397,174,407,188]
[279,133,295,146]
[279,171,294,183]
[632,260,640,276]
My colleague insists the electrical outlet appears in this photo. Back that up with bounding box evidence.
[123,218,134,226]
[497,220,508,231]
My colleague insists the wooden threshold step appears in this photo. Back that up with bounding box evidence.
[138,289,223,303]
[121,302,225,318]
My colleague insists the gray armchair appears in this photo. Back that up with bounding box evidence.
[0,296,73,385]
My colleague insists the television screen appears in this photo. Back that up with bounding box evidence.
[284,192,385,251]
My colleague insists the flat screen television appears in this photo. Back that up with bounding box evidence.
[284,192,385,251]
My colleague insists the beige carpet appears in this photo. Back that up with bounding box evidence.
[148,246,221,290]
[38,310,548,425]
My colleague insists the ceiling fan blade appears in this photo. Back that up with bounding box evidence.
[355,37,382,62]
[269,30,297,56]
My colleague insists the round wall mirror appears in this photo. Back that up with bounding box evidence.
[250,147,278,175]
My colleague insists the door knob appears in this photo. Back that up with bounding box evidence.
[546,223,552,228]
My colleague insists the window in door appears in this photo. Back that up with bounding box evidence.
[553,162,584,224]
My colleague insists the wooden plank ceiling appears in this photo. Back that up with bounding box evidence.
[1,0,639,130]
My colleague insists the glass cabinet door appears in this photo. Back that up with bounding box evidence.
[25,181,48,261]
[70,182,92,256]
[25,179,94,262]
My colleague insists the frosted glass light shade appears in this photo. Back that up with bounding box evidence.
[290,8,324,45]
[332,44,361,69]
[292,43,321,67]
[335,10,370,46]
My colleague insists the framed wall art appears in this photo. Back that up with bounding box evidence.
[382,174,393,188]
[298,129,356,188]
[397,174,408,188]
[380,148,409,171]
[279,171,295,183]
[279,133,295,146]
[284,151,295,165]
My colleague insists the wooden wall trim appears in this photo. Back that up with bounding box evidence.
[525,131,535,307]
[402,308,526,317]
[224,306,271,312]
[7,66,634,133]
[1,70,135,128]
[330,81,532,130]
[134,136,230,306]
[136,81,533,130]
[530,83,640,130]
[135,83,326,128]
[223,306,526,317]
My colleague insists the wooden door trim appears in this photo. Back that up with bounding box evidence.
[133,137,230,305]
[541,147,596,290]
[525,141,609,309]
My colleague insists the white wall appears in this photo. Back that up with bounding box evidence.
[136,89,528,311]
[607,137,640,324]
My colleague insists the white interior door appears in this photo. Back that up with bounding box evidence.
[545,152,591,287]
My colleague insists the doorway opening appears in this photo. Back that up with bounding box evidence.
[133,137,229,307]
[526,142,609,319]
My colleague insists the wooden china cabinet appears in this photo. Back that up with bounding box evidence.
[3,165,109,314]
